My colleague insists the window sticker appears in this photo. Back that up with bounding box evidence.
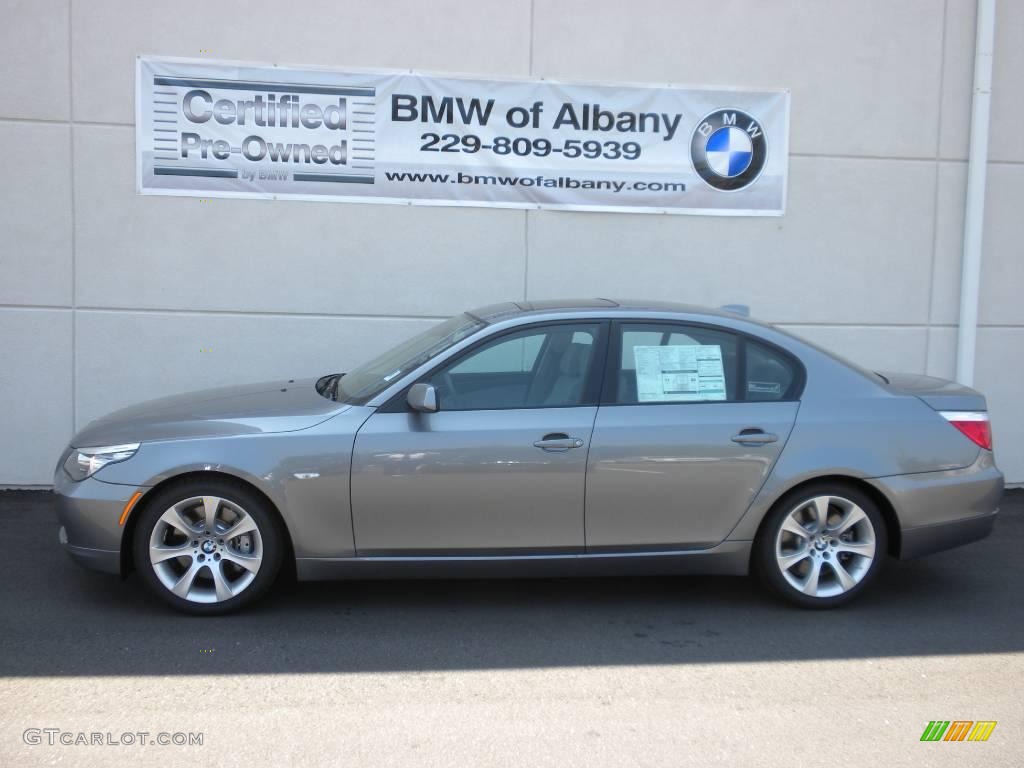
[633,345,726,402]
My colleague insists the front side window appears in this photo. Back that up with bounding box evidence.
[428,323,602,410]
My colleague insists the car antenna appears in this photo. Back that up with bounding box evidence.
[719,304,750,317]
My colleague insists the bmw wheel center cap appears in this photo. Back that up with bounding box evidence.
[690,109,768,191]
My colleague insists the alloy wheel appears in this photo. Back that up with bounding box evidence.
[148,495,263,604]
[774,494,876,599]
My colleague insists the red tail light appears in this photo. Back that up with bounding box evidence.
[940,411,992,450]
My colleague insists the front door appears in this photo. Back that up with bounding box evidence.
[351,321,607,555]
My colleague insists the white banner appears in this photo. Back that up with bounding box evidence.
[136,56,789,215]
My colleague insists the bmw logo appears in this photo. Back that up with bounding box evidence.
[690,109,768,191]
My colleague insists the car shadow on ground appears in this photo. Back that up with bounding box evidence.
[2,490,1021,677]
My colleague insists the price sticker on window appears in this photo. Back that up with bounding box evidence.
[633,345,726,402]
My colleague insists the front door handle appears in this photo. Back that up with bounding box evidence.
[533,433,584,452]
[731,429,778,446]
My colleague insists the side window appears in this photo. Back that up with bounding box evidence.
[745,340,798,401]
[615,323,739,404]
[449,334,543,374]
[428,323,601,411]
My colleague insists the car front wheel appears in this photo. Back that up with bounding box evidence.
[132,479,283,615]
[755,484,887,609]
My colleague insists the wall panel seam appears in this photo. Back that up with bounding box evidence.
[523,0,535,301]
[69,307,452,321]
[13,310,1016,329]
[0,305,73,312]
[924,0,951,366]
[68,0,77,435]
[528,0,536,77]
[777,322,1024,330]
[6,305,1020,329]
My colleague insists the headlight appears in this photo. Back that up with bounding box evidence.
[63,443,140,481]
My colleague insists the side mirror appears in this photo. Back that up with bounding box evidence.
[407,382,438,413]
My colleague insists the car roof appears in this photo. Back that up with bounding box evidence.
[468,298,745,323]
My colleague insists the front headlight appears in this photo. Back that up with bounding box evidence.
[63,443,140,481]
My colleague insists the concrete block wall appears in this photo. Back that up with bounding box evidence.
[1,0,1021,484]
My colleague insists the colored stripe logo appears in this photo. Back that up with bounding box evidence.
[920,721,997,742]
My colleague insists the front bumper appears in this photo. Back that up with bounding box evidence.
[58,525,119,574]
[868,451,1004,560]
[53,468,144,576]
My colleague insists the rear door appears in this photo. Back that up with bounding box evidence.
[585,321,801,550]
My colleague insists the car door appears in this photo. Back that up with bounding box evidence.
[585,321,801,550]
[350,321,608,555]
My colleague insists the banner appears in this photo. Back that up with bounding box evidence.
[136,56,789,215]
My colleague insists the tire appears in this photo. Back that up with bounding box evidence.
[132,477,284,615]
[754,482,887,609]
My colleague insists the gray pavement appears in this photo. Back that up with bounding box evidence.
[1,489,1021,767]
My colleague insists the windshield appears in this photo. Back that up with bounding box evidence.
[330,313,486,405]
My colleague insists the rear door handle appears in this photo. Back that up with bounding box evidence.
[533,433,584,452]
[731,429,778,445]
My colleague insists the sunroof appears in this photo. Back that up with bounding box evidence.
[514,298,619,311]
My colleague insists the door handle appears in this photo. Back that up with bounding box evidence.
[533,433,584,451]
[731,429,778,446]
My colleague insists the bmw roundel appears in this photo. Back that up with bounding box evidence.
[690,109,767,191]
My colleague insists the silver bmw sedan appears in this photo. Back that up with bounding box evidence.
[54,300,1003,614]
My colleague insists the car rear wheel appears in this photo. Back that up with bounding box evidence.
[132,479,283,615]
[755,483,887,609]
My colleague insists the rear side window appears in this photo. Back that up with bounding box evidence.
[745,340,798,401]
[615,324,739,404]
[611,323,800,404]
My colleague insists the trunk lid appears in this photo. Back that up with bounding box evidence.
[878,372,987,411]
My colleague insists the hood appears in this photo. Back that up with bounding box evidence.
[879,372,987,412]
[71,378,347,447]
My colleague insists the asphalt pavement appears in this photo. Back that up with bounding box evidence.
[1,488,1021,767]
